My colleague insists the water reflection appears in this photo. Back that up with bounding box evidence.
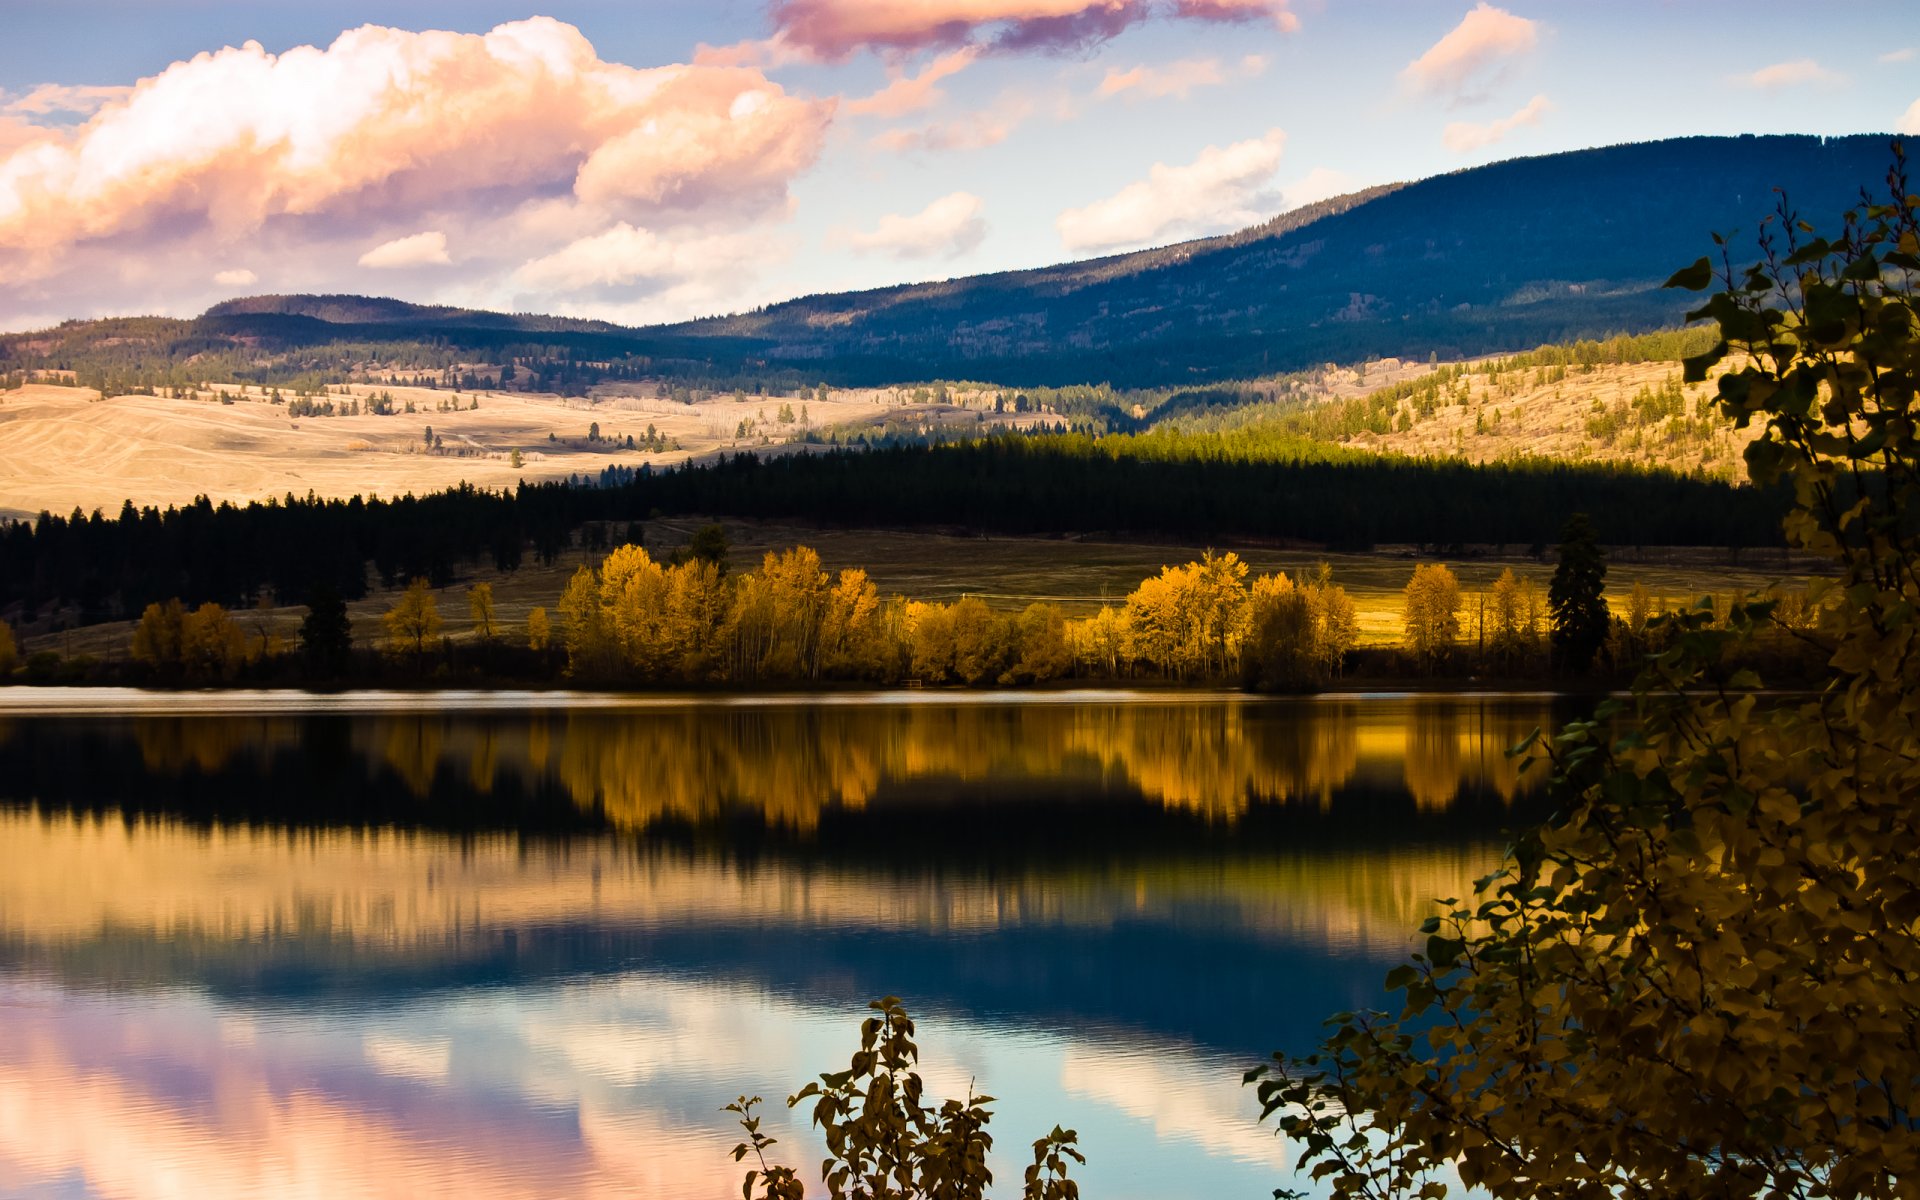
[39,694,1554,832]
[0,692,1571,1200]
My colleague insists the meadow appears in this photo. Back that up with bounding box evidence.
[20,517,1813,663]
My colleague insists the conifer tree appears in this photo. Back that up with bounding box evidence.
[1548,513,1609,673]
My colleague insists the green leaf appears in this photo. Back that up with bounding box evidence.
[1664,256,1715,291]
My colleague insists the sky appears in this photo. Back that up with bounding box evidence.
[0,0,1916,333]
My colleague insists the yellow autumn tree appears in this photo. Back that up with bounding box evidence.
[130,599,186,668]
[180,602,247,679]
[469,582,497,641]
[0,620,17,676]
[382,579,443,658]
[819,567,886,679]
[557,566,612,676]
[526,606,551,653]
[1401,562,1461,668]
[1071,605,1130,678]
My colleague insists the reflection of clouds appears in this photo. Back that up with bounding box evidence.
[363,1035,452,1084]
[1060,1046,1290,1168]
[0,971,1295,1200]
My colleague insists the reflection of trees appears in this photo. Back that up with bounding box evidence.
[558,712,885,834]
[89,700,1555,833]
[1401,700,1545,810]
[377,718,446,798]
[133,717,298,774]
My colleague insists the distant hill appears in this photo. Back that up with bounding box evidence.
[1,134,1898,390]
[660,134,1893,385]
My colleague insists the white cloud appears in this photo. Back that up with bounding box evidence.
[513,224,767,293]
[1732,59,1842,89]
[1442,93,1551,153]
[1056,128,1286,253]
[1281,166,1357,209]
[845,48,977,117]
[0,18,833,328]
[1096,55,1266,100]
[831,192,987,259]
[1401,3,1538,101]
[1899,98,1920,136]
[358,231,451,269]
[212,268,257,287]
[1880,47,1914,64]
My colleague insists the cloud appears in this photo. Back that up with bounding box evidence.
[1056,127,1285,252]
[0,18,833,326]
[1281,165,1357,209]
[212,268,256,287]
[1400,3,1538,101]
[1882,48,1915,64]
[513,224,769,292]
[845,47,978,117]
[766,0,1295,60]
[358,230,451,269]
[830,192,986,259]
[2,84,133,120]
[1442,93,1551,153]
[872,98,1033,153]
[1900,98,1920,136]
[1732,59,1842,89]
[1097,54,1266,100]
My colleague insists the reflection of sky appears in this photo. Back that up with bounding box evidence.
[0,971,1299,1200]
[0,694,1550,1198]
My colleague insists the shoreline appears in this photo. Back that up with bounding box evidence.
[0,681,1605,715]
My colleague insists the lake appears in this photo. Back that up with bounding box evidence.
[0,689,1573,1199]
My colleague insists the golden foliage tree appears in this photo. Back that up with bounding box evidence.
[468,582,496,641]
[1400,562,1461,668]
[0,620,17,676]
[820,568,887,679]
[382,579,443,658]
[1253,155,1920,1199]
[180,602,247,680]
[526,606,551,653]
[130,599,186,668]
[557,565,612,675]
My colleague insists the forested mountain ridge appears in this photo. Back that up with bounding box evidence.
[0,134,1894,392]
[667,135,1890,385]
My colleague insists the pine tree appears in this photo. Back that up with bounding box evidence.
[298,585,352,677]
[1548,512,1609,673]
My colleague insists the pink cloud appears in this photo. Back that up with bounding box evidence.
[2,83,134,119]
[1097,54,1266,100]
[767,0,1295,60]
[845,47,979,117]
[358,230,452,269]
[1442,93,1551,153]
[0,18,833,321]
[1731,59,1842,90]
[871,97,1035,153]
[1400,3,1538,101]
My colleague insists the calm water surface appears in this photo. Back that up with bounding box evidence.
[0,689,1572,1199]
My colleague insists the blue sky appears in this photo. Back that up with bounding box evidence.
[0,1,1914,331]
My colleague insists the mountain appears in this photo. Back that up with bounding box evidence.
[658,134,1893,385]
[2,134,1898,390]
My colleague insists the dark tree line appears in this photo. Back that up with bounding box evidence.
[0,434,1790,628]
